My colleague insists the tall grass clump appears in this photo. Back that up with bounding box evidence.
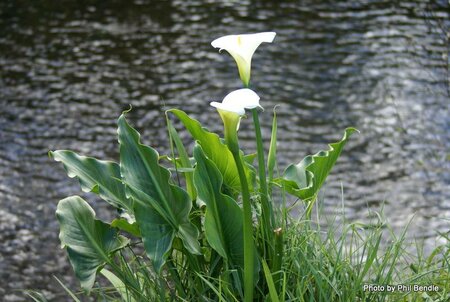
[42,32,449,301]
[280,207,449,302]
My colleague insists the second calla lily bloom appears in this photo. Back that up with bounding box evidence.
[211,32,276,87]
[210,88,261,144]
[210,88,262,115]
[210,88,261,302]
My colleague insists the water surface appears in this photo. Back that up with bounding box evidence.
[0,0,448,300]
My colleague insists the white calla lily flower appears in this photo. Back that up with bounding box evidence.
[211,32,276,86]
[210,89,261,143]
[210,88,262,116]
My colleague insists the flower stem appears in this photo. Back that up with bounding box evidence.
[272,227,283,292]
[227,137,255,302]
[251,108,274,258]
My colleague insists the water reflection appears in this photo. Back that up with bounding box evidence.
[0,0,448,299]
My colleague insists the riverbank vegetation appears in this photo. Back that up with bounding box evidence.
[29,208,450,301]
[31,32,449,301]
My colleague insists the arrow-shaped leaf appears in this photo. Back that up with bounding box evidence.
[50,150,132,213]
[117,113,201,272]
[194,145,259,287]
[56,196,129,291]
[168,109,254,194]
[276,128,358,202]
[193,144,245,266]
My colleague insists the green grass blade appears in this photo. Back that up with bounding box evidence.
[26,291,49,302]
[100,268,136,302]
[261,259,280,302]
[54,276,83,302]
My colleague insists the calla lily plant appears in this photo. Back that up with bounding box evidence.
[212,33,277,287]
[49,30,357,302]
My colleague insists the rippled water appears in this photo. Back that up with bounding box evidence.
[0,0,448,300]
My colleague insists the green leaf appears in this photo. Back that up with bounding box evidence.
[56,196,129,291]
[117,113,201,272]
[193,144,245,267]
[168,109,254,194]
[276,128,358,202]
[166,117,197,200]
[243,153,257,165]
[49,150,132,213]
[111,218,141,237]
[267,107,279,182]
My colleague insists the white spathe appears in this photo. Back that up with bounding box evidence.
[210,88,262,132]
[210,88,261,116]
[211,32,276,86]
